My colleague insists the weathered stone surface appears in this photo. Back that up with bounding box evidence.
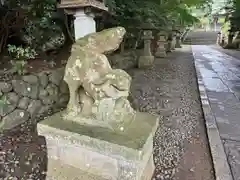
[58,94,69,106]
[27,100,42,118]
[38,111,159,180]
[18,97,30,110]
[38,105,52,116]
[0,103,15,117]
[41,97,55,105]
[0,82,13,93]
[46,84,59,102]
[108,51,138,70]
[193,46,235,180]
[59,81,69,94]
[22,75,39,84]
[12,80,39,99]
[138,56,154,68]
[0,109,30,131]
[39,87,49,97]
[175,36,182,48]
[7,92,19,105]
[49,69,64,86]
[46,159,110,180]
[138,30,154,68]
[224,140,240,180]
[38,72,49,88]
[39,86,54,105]
[155,33,167,58]
[0,92,19,117]
[63,27,138,130]
[166,40,172,52]
[0,68,70,129]
[171,36,176,50]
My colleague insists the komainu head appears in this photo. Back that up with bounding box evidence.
[73,27,126,54]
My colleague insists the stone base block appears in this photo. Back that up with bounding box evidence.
[175,43,182,48]
[165,42,172,52]
[155,50,166,58]
[166,49,172,53]
[171,41,176,50]
[138,56,154,68]
[37,111,160,180]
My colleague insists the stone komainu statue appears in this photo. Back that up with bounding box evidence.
[63,27,136,130]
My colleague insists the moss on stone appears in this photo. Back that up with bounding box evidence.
[40,111,159,150]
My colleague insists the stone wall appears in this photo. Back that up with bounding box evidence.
[0,49,141,132]
[108,50,139,70]
[0,68,69,131]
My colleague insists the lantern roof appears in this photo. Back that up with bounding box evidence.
[58,0,108,11]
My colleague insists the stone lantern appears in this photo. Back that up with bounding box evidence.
[175,29,182,48]
[221,34,225,46]
[171,30,177,50]
[155,31,167,58]
[138,20,156,68]
[166,31,173,53]
[217,32,221,45]
[58,0,108,40]
[228,30,235,45]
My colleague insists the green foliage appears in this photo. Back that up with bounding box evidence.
[10,60,28,75]
[2,0,211,54]
[221,21,230,34]
[0,95,9,108]
[106,0,211,28]
[22,0,65,50]
[230,0,240,31]
[2,0,72,53]
[7,45,37,60]
[104,0,211,48]
[7,44,37,75]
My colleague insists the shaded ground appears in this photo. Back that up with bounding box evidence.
[211,45,240,60]
[127,45,214,179]
[1,45,215,180]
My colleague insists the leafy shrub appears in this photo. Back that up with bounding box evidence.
[8,45,37,60]
[7,44,37,75]
[0,95,9,108]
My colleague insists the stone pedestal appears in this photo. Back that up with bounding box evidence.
[39,26,159,180]
[221,36,225,46]
[155,33,166,58]
[166,40,172,53]
[138,30,154,68]
[217,33,221,45]
[74,10,96,40]
[175,32,182,48]
[171,35,176,50]
[37,111,160,180]
[228,32,234,45]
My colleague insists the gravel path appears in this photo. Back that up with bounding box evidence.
[127,45,215,180]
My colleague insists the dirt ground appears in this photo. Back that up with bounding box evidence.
[1,45,215,180]
[127,45,215,180]
[175,123,215,180]
[0,45,71,75]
